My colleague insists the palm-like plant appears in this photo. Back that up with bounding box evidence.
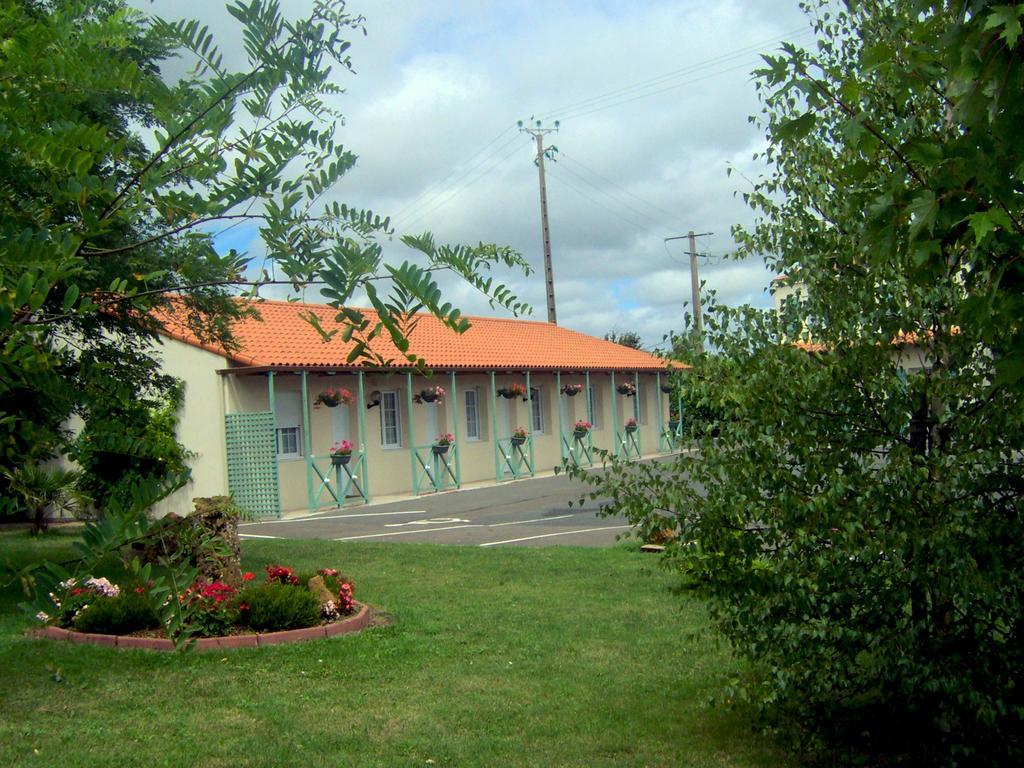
[3,465,87,534]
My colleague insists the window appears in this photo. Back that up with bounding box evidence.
[530,387,544,433]
[276,426,301,458]
[464,388,481,440]
[380,390,401,448]
[274,390,302,459]
[588,385,599,428]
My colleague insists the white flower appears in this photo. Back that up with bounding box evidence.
[35,612,49,623]
[322,600,338,618]
[84,577,119,597]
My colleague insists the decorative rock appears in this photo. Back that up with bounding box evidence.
[307,575,335,608]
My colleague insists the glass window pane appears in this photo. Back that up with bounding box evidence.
[465,389,480,439]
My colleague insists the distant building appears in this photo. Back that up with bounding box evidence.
[151,300,685,518]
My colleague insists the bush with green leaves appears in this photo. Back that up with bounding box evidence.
[241,583,322,632]
[569,3,1024,765]
[73,591,160,636]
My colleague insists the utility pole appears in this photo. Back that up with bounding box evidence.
[665,231,713,355]
[519,119,559,324]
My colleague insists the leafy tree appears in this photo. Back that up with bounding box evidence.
[571,2,1024,764]
[604,329,644,349]
[0,0,531,512]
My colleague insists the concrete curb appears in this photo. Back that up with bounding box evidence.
[27,602,371,651]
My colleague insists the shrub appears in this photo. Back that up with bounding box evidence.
[242,583,321,632]
[73,592,159,635]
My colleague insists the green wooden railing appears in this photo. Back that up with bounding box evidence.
[307,451,369,510]
[495,436,533,479]
[412,443,459,494]
[561,429,594,466]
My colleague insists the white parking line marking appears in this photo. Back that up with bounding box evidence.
[333,524,482,542]
[488,513,581,527]
[240,510,428,526]
[238,533,281,539]
[478,525,630,547]
[384,517,470,528]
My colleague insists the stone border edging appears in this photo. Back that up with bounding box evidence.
[28,602,371,651]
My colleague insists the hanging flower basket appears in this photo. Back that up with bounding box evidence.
[414,386,446,404]
[316,387,355,408]
[330,440,353,466]
[616,382,637,397]
[498,383,527,400]
[432,432,453,455]
[560,383,583,397]
[511,426,528,447]
[573,420,592,440]
[660,383,674,394]
[668,419,680,432]
[624,418,638,433]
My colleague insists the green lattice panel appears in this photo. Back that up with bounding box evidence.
[225,412,280,519]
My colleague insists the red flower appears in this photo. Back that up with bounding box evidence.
[266,565,299,585]
[243,572,254,581]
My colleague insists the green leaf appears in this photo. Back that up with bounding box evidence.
[774,112,816,142]
[61,284,80,312]
[983,5,1023,46]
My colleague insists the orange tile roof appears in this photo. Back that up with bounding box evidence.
[159,299,677,373]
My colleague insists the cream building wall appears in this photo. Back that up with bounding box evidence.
[150,339,231,518]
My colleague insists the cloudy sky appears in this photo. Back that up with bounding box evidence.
[136,0,814,348]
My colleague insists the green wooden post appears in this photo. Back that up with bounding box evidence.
[301,371,314,509]
[406,372,417,492]
[585,369,592,428]
[634,370,642,456]
[677,389,683,442]
[525,370,535,475]
[610,371,619,458]
[449,370,461,487]
[357,370,370,502]
[490,371,500,481]
[656,371,663,445]
[556,370,564,462]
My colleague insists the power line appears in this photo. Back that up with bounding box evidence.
[537,26,813,122]
[396,128,521,227]
[557,150,684,228]
[553,162,672,231]
[559,59,762,122]
[545,165,656,234]
[402,135,526,229]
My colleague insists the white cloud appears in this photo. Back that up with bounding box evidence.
[132,0,812,346]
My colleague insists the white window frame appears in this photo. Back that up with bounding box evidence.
[379,390,402,449]
[274,390,303,460]
[530,386,544,434]
[276,425,302,459]
[464,388,481,441]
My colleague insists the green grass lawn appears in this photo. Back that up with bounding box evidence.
[0,529,780,768]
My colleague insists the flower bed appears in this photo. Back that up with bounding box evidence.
[31,564,371,651]
[30,603,371,651]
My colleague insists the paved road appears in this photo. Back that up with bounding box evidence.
[238,470,631,547]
